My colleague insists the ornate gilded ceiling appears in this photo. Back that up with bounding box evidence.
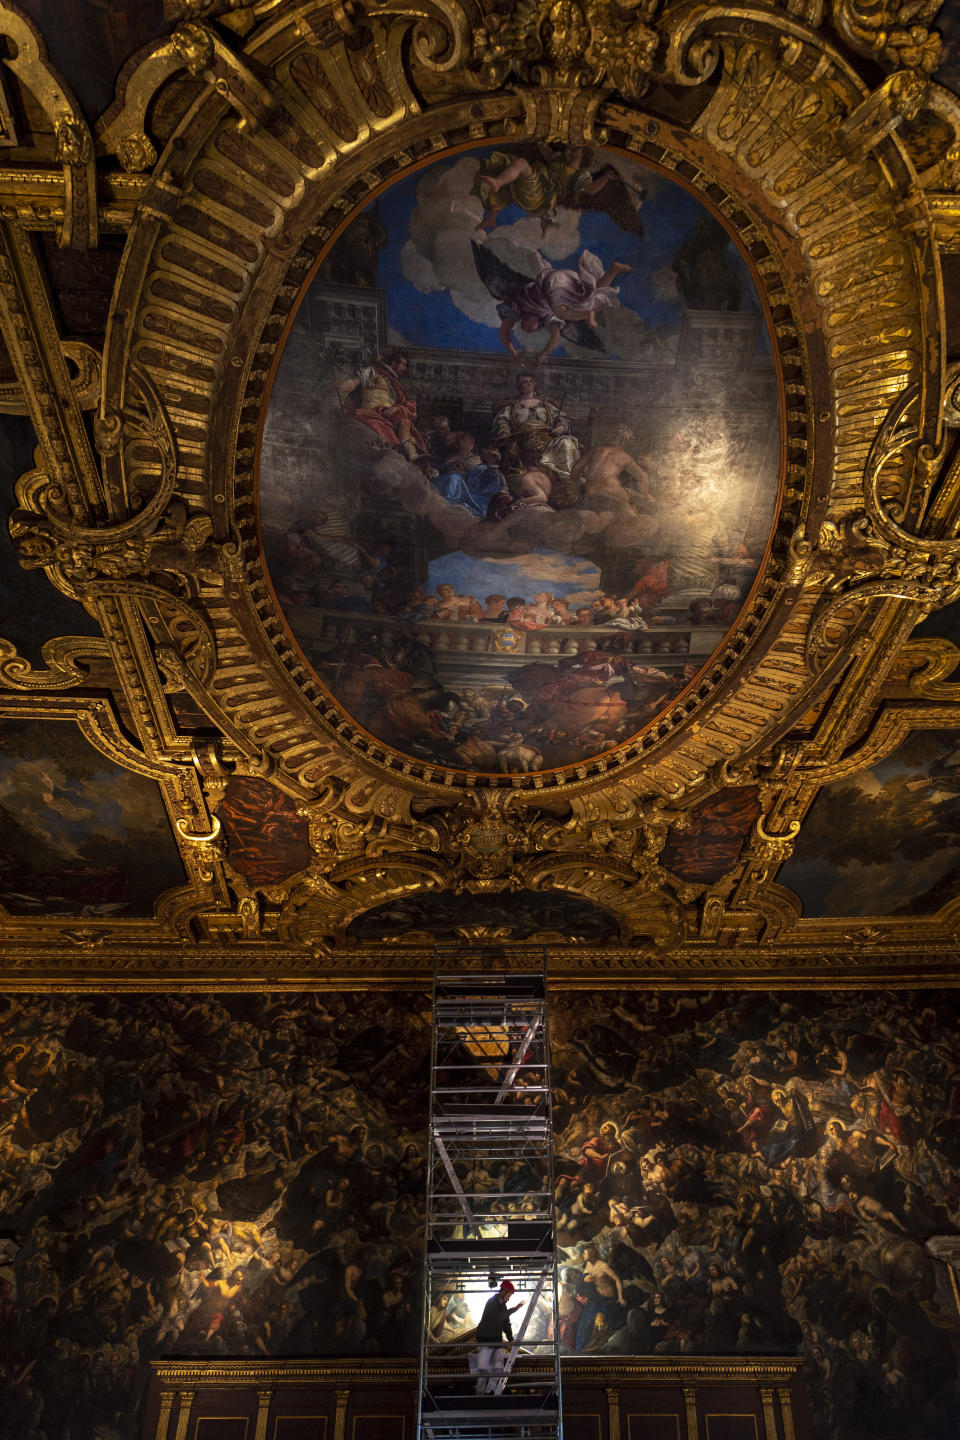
[2,0,960,985]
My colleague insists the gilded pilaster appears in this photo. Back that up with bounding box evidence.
[606,1385,622,1440]
[776,1387,796,1440]
[154,1391,175,1440]
[172,1391,195,1440]
[759,1385,778,1440]
[332,1387,350,1440]
[682,1384,699,1440]
[254,1388,273,1440]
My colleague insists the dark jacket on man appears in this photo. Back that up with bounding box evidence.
[476,1293,514,1344]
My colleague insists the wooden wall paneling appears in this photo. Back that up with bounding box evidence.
[193,1420,250,1440]
[627,1413,683,1440]
[350,1418,405,1440]
[560,1415,604,1440]
[704,1416,760,1440]
[272,1414,328,1439]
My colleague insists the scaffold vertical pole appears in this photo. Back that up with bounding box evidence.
[418,948,563,1440]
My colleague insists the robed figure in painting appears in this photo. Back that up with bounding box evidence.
[491,371,580,495]
[471,241,633,360]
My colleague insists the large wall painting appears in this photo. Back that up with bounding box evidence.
[0,718,185,917]
[778,730,960,917]
[3,989,958,1440]
[260,143,782,773]
[0,993,430,1440]
[549,989,960,1440]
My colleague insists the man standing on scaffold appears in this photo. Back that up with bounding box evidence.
[473,1279,518,1395]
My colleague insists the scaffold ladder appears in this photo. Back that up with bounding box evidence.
[418,951,563,1440]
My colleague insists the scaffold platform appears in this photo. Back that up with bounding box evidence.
[418,955,563,1440]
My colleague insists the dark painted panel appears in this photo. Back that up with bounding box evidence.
[352,1418,405,1440]
[15,0,169,119]
[273,1419,328,1440]
[562,1416,604,1440]
[0,414,101,663]
[0,716,185,915]
[627,1415,681,1440]
[704,1417,758,1440]
[780,728,960,916]
[194,1420,249,1440]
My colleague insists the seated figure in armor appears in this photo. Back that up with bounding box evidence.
[334,348,424,460]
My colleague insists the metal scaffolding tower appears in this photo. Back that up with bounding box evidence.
[418,955,563,1440]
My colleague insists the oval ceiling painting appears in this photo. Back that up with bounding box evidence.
[260,143,782,774]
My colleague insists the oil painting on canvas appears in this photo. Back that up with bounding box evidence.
[779,730,960,917]
[260,143,782,773]
[0,718,185,917]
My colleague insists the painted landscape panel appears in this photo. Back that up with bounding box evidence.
[779,730,960,917]
[260,143,781,773]
[0,718,185,917]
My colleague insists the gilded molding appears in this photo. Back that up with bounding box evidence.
[149,1355,806,1385]
[0,3,96,246]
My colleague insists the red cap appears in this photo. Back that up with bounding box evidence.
[499,1280,515,1297]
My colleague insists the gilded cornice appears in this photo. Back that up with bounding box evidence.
[1,0,960,978]
[150,1354,806,1385]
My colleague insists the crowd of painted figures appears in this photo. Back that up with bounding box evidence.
[2,990,959,1440]
[550,990,960,1440]
[0,994,429,1440]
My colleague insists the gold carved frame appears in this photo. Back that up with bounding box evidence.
[2,0,960,983]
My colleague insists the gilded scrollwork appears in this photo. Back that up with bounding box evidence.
[831,0,942,74]
[0,0,959,979]
[0,3,96,245]
[470,0,660,93]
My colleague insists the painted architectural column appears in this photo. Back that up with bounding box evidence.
[173,1391,195,1440]
[606,1385,622,1440]
[759,1385,778,1440]
[254,1387,273,1440]
[154,1391,175,1440]
[777,1387,797,1440]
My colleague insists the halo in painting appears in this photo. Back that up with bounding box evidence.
[259,143,782,775]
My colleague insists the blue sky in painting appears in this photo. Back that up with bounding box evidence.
[363,147,760,356]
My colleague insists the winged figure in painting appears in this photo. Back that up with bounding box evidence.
[472,144,647,238]
[470,240,632,362]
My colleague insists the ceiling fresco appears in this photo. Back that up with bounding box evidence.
[260,144,779,774]
[0,0,960,982]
